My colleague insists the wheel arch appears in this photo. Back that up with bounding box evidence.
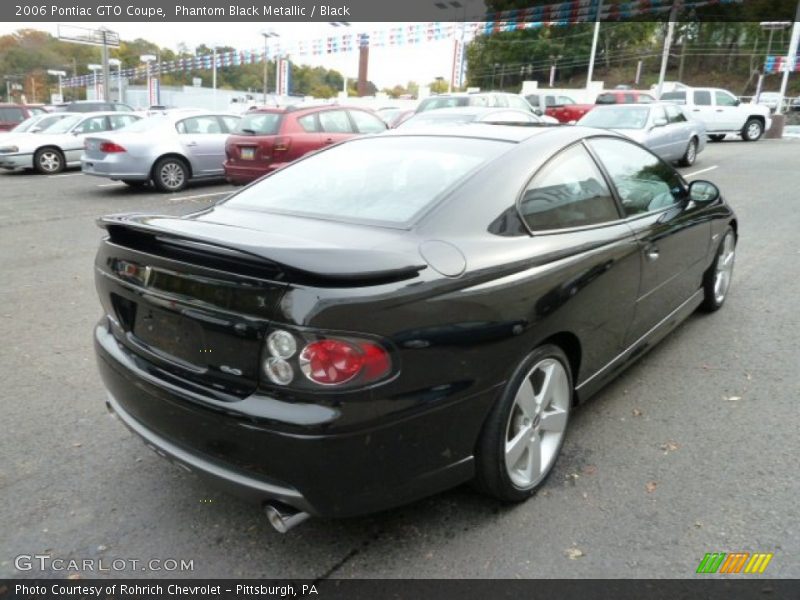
[539,331,582,403]
[150,153,192,180]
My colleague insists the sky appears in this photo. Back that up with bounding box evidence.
[0,22,458,89]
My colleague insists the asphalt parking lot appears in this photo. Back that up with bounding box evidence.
[1,138,799,579]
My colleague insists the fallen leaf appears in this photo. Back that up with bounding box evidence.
[72,443,82,448]
[565,547,584,560]
[724,396,742,402]
[582,465,597,476]
[645,481,658,493]
[632,408,643,417]
[660,441,680,454]
[694,521,703,529]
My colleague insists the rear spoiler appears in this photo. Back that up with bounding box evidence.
[97,213,427,285]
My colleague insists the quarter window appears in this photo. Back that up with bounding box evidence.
[519,144,619,232]
[318,110,354,133]
[589,138,685,217]
[297,114,319,132]
[109,114,138,129]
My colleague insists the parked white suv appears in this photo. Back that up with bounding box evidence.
[659,87,771,142]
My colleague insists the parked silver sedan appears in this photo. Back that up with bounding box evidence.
[577,103,706,167]
[81,112,240,192]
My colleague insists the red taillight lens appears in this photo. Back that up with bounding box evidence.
[100,142,126,153]
[299,339,390,386]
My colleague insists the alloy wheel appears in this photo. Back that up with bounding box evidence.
[686,139,697,164]
[746,121,763,141]
[39,151,61,173]
[159,162,185,190]
[504,358,570,489]
[714,232,735,304]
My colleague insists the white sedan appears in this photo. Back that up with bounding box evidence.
[0,112,140,174]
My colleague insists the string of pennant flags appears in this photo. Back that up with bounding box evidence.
[61,0,748,88]
[764,55,800,74]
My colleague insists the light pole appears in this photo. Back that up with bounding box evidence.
[776,3,800,115]
[586,0,603,89]
[140,54,156,107]
[47,69,67,101]
[261,29,280,105]
[88,64,102,100]
[108,59,122,103]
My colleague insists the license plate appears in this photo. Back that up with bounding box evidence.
[135,308,205,366]
[240,147,255,160]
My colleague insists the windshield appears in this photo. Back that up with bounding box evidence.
[41,114,83,133]
[17,114,70,132]
[579,107,651,130]
[10,116,39,132]
[234,112,282,135]
[224,136,510,226]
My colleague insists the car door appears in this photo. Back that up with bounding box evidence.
[517,142,641,379]
[317,109,357,147]
[664,104,693,159]
[65,115,110,162]
[587,137,711,345]
[176,115,228,175]
[645,106,674,159]
[689,89,719,131]
[713,90,744,131]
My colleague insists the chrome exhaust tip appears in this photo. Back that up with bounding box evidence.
[264,501,310,533]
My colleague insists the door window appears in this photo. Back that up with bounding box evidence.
[220,115,240,132]
[348,110,387,133]
[693,90,712,106]
[715,91,738,107]
[589,138,685,217]
[74,116,109,134]
[109,114,139,129]
[519,144,620,231]
[637,94,655,104]
[318,110,354,133]
[176,116,223,134]
[665,104,687,123]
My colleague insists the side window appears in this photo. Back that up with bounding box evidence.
[526,94,540,106]
[715,91,738,107]
[297,114,319,132]
[665,104,687,123]
[349,110,387,133]
[589,138,685,217]
[509,96,532,111]
[545,96,557,107]
[519,144,620,232]
[220,116,240,132]
[637,94,655,104]
[652,105,668,124]
[109,114,138,129]
[558,96,575,105]
[469,95,490,107]
[694,90,712,106]
[74,116,109,134]
[0,108,25,122]
[318,110,354,133]
[624,93,636,103]
[177,116,222,134]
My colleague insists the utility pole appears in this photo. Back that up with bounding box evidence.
[656,0,681,99]
[586,0,603,89]
[777,3,800,115]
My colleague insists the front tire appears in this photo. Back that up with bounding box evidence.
[153,157,189,192]
[700,227,736,312]
[475,344,572,502]
[741,118,764,142]
[679,137,698,167]
[34,148,65,174]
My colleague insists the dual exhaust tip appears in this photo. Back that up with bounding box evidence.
[264,501,310,533]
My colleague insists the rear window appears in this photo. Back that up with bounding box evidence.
[596,93,617,105]
[224,136,510,226]
[234,112,282,135]
[0,107,25,122]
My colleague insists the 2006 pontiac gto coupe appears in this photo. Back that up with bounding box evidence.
[94,125,736,531]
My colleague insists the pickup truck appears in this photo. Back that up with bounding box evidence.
[659,87,771,141]
[525,90,657,123]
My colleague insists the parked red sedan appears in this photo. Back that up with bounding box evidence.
[0,104,46,131]
[224,105,387,185]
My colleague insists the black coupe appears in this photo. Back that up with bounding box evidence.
[94,125,736,531]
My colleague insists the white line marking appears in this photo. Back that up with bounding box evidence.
[684,165,718,178]
[48,173,82,178]
[167,191,232,202]
[97,182,124,187]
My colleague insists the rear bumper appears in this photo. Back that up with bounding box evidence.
[223,161,278,184]
[95,321,488,518]
[82,156,151,181]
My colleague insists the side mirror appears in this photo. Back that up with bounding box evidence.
[688,180,720,204]
[734,99,741,106]
[532,107,543,116]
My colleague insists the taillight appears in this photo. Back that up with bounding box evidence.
[262,328,393,389]
[100,142,126,153]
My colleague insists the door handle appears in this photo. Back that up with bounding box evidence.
[645,246,660,261]
[186,141,198,147]
[692,108,700,112]
[715,109,724,112]
[323,138,334,144]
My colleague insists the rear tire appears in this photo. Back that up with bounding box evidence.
[741,118,764,142]
[34,147,65,174]
[152,157,189,193]
[678,137,698,167]
[708,134,725,142]
[700,227,736,312]
[474,344,572,502]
